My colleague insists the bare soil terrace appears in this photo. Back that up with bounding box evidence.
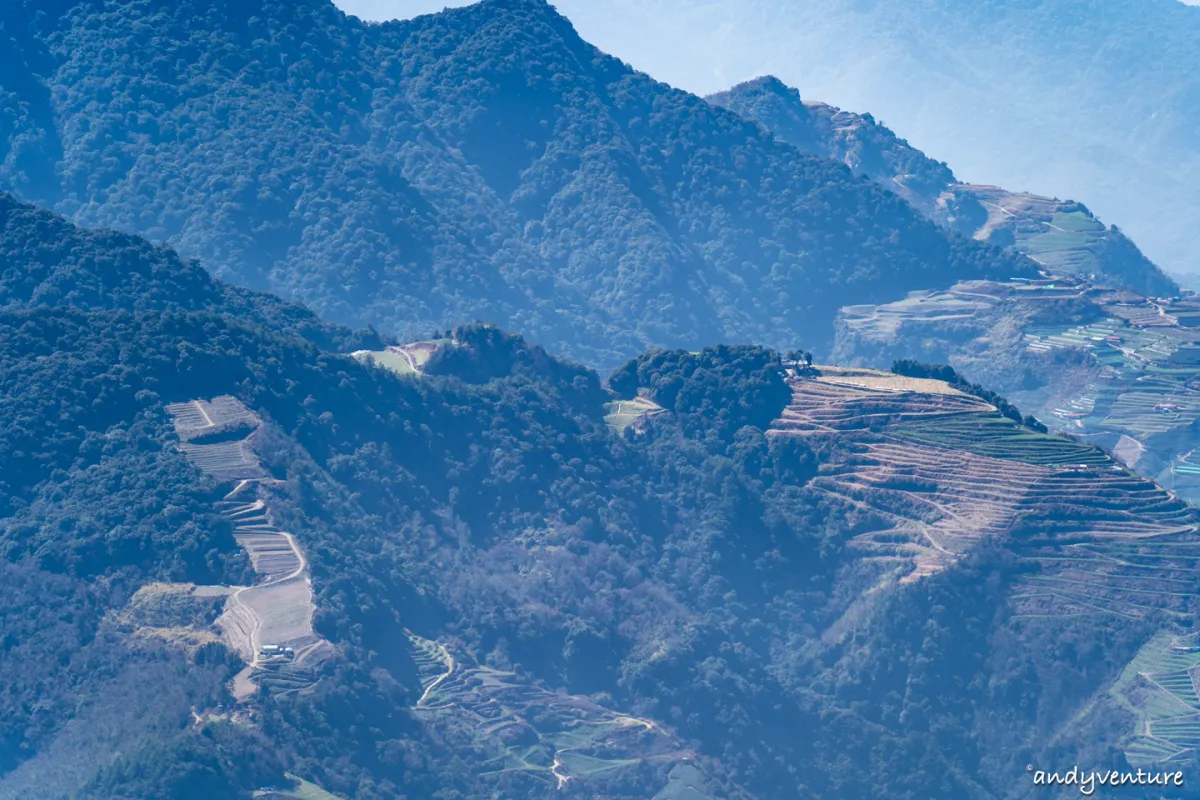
[771,371,1200,610]
[167,397,332,698]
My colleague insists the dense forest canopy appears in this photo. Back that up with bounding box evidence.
[0,0,1033,366]
[0,201,1186,799]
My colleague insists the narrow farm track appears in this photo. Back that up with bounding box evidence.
[404,632,691,790]
[166,397,331,696]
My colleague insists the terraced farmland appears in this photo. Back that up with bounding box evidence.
[1111,632,1200,766]
[840,289,997,340]
[603,395,667,434]
[836,278,1094,350]
[167,397,332,698]
[405,632,712,796]
[770,371,1200,597]
[836,279,1200,505]
[889,415,1109,465]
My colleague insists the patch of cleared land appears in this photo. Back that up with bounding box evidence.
[405,631,701,793]
[817,366,970,396]
[350,339,450,377]
[108,582,229,652]
[167,398,332,698]
[254,774,345,800]
[603,395,667,433]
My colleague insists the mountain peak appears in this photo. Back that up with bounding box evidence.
[710,75,800,103]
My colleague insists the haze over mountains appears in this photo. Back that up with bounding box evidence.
[0,0,1032,367]
[709,76,1177,298]
[3,1,1200,799]
[371,0,1200,279]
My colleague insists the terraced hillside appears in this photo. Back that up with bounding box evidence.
[835,282,1200,505]
[405,632,713,797]
[771,368,1200,604]
[1111,632,1200,768]
[167,397,333,697]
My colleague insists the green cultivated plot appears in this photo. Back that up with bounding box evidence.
[887,413,1110,466]
[404,632,697,793]
[1019,211,1107,273]
[1111,632,1200,766]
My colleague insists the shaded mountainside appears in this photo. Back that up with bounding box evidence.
[709,76,1178,298]
[0,191,384,352]
[4,203,1199,799]
[0,0,1031,365]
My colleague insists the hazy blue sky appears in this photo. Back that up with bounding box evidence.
[332,0,883,97]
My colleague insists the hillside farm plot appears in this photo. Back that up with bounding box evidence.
[167,397,331,698]
[1023,319,1122,354]
[1111,632,1200,766]
[604,395,667,434]
[772,372,989,435]
[405,632,697,793]
[350,339,450,377]
[1012,514,1200,622]
[839,289,996,340]
[1018,210,1108,273]
[888,414,1111,466]
[1101,391,1200,437]
[771,373,1199,587]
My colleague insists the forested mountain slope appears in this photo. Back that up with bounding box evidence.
[550,0,1200,277]
[1,200,1193,799]
[0,0,1031,365]
[709,76,1178,298]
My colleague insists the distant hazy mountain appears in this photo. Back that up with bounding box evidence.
[710,76,1178,297]
[543,0,1200,278]
[0,0,1030,366]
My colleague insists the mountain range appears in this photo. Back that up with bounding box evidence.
[0,0,1031,366]
[547,0,1200,278]
[1,1,1198,799]
[709,76,1178,298]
